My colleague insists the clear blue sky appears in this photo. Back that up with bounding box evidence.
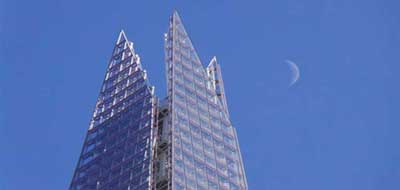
[1,0,399,189]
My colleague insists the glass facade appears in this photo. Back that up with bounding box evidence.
[70,31,157,190]
[163,12,247,190]
[70,11,247,190]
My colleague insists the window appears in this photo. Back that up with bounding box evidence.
[200,118,210,130]
[175,170,185,183]
[175,182,185,190]
[175,146,183,160]
[190,124,201,136]
[84,143,95,154]
[185,165,196,179]
[208,181,218,190]
[216,150,226,162]
[219,176,229,189]
[204,143,214,155]
[191,136,202,149]
[182,140,192,153]
[205,155,216,168]
[87,131,97,141]
[186,178,196,189]
[223,136,235,147]
[202,131,212,143]
[196,173,208,187]
[183,150,194,163]
[175,159,184,169]
[217,162,228,175]
[224,147,236,158]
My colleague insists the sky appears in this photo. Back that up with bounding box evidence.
[1,0,400,189]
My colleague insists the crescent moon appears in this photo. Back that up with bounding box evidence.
[286,60,300,86]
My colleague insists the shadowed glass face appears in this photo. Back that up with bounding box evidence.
[70,33,156,190]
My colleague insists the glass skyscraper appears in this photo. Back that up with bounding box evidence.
[69,31,157,190]
[70,11,247,190]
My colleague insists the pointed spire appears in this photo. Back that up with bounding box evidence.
[170,10,184,38]
[207,56,230,118]
[113,29,136,56]
[171,9,182,23]
[172,9,180,18]
[116,29,128,44]
[168,10,202,67]
[208,56,218,67]
[170,10,185,35]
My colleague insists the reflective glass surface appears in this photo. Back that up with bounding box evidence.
[165,12,247,190]
[70,31,156,190]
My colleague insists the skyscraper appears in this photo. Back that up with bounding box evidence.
[70,11,247,190]
[69,31,157,190]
